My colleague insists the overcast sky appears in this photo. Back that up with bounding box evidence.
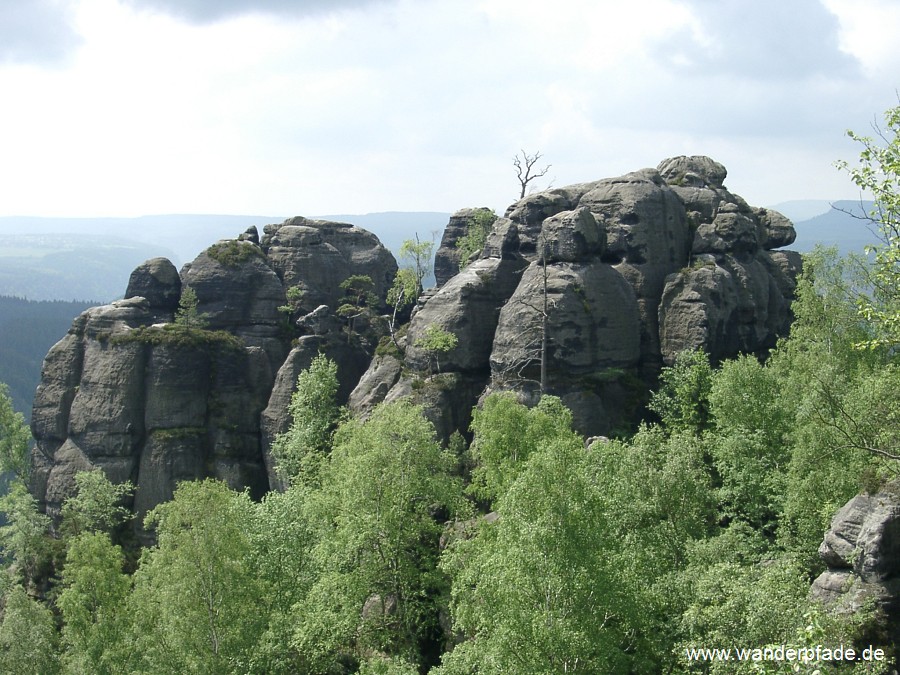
[0,0,897,218]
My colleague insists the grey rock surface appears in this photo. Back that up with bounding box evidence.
[434,208,480,287]
[31,220,397,524]
[32,156,801,518]
[353,155,799,437]
[125,257,181,311]
[261,217,397,313]
[810,486,900,645]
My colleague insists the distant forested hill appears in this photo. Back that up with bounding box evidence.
[0,296,95,419]
[783,199,879,255]
[0,233,178,302]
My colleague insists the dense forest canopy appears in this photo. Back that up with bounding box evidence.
[0,103,899,673]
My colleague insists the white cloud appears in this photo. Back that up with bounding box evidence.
[0,0,897,217]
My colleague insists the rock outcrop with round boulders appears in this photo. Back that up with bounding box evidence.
[810,484,900,646]
[30,157,800,526]
[354,156,800,436]
[30,217,397,530]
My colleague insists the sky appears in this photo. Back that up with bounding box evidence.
[0,0,898,219]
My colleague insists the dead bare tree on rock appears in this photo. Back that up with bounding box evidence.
[514,150,551,200]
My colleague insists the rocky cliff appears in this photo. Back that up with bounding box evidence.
[811,483,900,646]
[359,156,801,436]
[30,219,396,526]
[30,156,800,521]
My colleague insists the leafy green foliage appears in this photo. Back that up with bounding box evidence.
[295,400,467,670]
[174,286,209,330]
[244,485,317,674]
[338,274,378,342]
[0,382,30,481]
[0,584,61,674]
[0,481,52,585]
[277,284,306,319]
[271,354,341,486]
[414,324,458,372]
[837,102,900,349]
[57,532,131,674]
[110,323,244,350]
[649,349,714,434]
[467,392,573,503]
[398,236,434,295]
[61,470,134,536]
[440,437,641,673]
[130,480,266,674]
[205,239,264,267]
[456,208,496,270]
[387,237,435,343]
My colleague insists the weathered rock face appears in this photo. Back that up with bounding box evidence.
[261,217,397,313]
[30,218,397,523]
[434,208,479,287]
[657,155,798,365]
[31,157,800,519]
[124,258,181,313]
[810,485,900,646]
[352,156,799,437]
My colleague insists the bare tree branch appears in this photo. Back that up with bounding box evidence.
[514,150,551,200]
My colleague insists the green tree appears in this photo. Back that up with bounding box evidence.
[387,236,436,345]
[0,481,52,586]
[0,584,61,675]
[467,393,573,503]
[244,485,318,675]
[271,354,342,487]
[0,382,30,482]
[60,469,134,536]
[837,101,900,350]
[707,355,792,533]
[398,236,434,296]
[769,250,890,555]
[386,267,418,346]
[414,324,458,373]
[129,480,266,674]
[440,436,647,674]
[57,532,131,674]
[649,349,714,435]
[456,208,496,270]
[294,400,466,670]
[174,286,209,330]
[338,274,377,343]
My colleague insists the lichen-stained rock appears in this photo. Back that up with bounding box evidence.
[658,253,791,364]
[31,220,400,524]
[692,205,760,255]
[491,260,641,381]
[434,208,481,287]
[504,182,603,255]
[30,159,804,516]
[810,485,900,646]
[404,256,528,373]
[125,257,181,312]
[351,155,801,438]
[657,155,728,189]
[539,207,605,263]
[577,169,691,371]
[348,353,404,415]
[754,207,797,250]
[261,217,397,312]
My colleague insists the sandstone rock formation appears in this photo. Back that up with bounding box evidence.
[30,218,397,525]
[351,156,800,436]
[30,157,800,522]
[810,484,900,646]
